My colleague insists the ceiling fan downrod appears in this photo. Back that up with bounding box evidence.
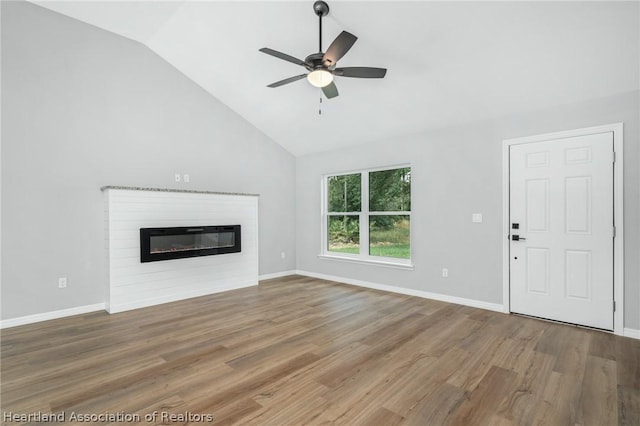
[313,1,330,53]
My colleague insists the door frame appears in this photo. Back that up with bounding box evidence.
[502,123,624,335]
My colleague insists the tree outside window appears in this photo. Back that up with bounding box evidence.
[326,167,411,261]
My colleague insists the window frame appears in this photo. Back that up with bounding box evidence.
[320,164,413,269]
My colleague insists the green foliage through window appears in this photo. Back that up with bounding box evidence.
[328,174,361,212]
[369,168,411,211]
[370,215,410,259]
[328,215,360,254]
[326,167,411,261]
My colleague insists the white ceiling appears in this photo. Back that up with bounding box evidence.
[34,1,639,156]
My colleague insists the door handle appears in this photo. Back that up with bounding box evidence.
[511,235,526,241]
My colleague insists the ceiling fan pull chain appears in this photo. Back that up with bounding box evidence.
[319,97,322,115]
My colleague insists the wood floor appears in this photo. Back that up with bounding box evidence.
[2,275,639,425]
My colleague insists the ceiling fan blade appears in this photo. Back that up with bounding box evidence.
[321,81,339,99]
[334,67,387,78]
[259,48,307,67]
[323,31,357,67]
[267,74,308,88]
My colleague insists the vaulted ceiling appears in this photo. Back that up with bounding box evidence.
[35,1,639,156]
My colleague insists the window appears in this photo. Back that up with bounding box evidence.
[323,166,411,266]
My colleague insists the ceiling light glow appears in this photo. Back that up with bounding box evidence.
[307,69,334,88]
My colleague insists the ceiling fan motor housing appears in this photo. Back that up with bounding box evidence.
[304,53,326,71]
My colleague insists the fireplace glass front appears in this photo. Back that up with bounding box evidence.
[140,225,241,262]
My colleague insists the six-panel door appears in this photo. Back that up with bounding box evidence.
[509,132,614,330]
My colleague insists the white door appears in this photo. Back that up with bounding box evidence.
[509,132,614,330]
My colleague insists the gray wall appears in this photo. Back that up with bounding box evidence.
[296,91,640,329]
[1,2,296,320]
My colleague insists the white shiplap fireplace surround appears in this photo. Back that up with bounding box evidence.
[103,187,259,313]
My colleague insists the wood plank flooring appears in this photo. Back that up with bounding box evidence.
[1,275,639,425]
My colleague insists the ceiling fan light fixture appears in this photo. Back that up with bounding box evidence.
[259,1,386,99]
[307,69,333,88]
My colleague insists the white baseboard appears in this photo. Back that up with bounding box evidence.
[0,303,106,329]
[259,270,297,281]
[5,273,631,338]
[295,270,505,313]
[623,328,640,340]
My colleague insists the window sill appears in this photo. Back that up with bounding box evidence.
[318,254,414,270]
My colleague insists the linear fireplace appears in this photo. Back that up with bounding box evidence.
[140,225,241,263]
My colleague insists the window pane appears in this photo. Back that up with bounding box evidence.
[369,215,410,259]
[369,168,411,212]
[328,215,360,254]
[328,174,361,212]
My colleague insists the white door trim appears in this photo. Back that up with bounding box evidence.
[502,123,624,335]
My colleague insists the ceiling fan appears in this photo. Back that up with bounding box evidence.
[259,1,387,99]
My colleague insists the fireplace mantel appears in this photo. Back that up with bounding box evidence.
[101,185,259,197]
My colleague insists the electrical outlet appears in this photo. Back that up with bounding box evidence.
[58,277,67,288]
[183,174,190,183]
[281,251,286,259]
[472,213,483,223]
[175,173,181,182]
[442,268,449,278]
